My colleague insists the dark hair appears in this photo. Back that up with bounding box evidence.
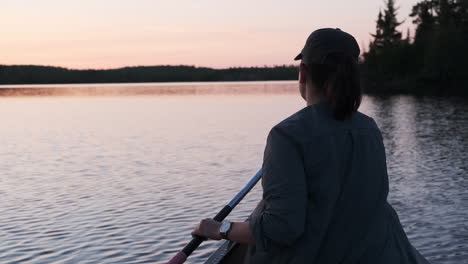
[304,53,362,121]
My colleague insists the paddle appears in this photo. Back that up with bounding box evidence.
[165,169,263,264]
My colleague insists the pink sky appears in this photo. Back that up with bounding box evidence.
[0,0,418,69]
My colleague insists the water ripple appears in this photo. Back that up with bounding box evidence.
[0,91,466,263]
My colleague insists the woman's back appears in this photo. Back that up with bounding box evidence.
[247,103,429,264]
[192,28,429,264]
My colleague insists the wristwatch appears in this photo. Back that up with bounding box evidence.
[219,220,233,240]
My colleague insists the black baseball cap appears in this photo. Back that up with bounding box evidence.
[294,28,360,64]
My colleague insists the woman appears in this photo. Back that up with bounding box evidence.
[192,28,429,264]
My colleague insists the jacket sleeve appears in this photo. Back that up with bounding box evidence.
[249,127,307,250]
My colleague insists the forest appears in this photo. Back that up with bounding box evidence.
[0,65,298,84]
[362,0,468,95]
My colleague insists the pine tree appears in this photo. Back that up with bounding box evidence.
[371,10,386,50]
[381,0,403,46]
[410,0,436,46]
[369,0,403,50]
[365,0,404,76]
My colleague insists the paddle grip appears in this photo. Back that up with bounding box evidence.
[182,236,204,257]
[165,251,188,264]
[181,205,233,257]
[213,205,232,222]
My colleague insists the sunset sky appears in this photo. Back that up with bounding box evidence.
[1,0,419,69]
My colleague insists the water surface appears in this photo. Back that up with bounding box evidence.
[0,82,466,264]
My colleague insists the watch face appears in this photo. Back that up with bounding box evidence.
[220,221,231,233]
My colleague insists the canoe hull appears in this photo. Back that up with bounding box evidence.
[205,241,247,264]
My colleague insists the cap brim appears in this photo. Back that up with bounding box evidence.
[294,53,302,61]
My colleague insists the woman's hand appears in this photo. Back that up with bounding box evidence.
[191,218,222,241]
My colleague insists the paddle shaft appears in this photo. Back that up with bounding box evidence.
[181,205,232,257]
[166,169,263,264]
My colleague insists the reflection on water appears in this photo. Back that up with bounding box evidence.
[368,96,468,263]
[0,83,466,264]
[0,81,297,96]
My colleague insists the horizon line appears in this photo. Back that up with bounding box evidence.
[0,63,299,71]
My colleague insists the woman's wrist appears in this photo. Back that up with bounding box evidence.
[191,219,255,245]
[225,221,256,245]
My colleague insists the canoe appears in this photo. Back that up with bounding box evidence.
[204,241,248,264]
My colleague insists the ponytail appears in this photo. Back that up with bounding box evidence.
[306,53,362,120]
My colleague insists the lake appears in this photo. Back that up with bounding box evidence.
[0,81,466,264]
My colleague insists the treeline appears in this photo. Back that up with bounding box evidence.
[0,65,298,85]
[362,0,468,95]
